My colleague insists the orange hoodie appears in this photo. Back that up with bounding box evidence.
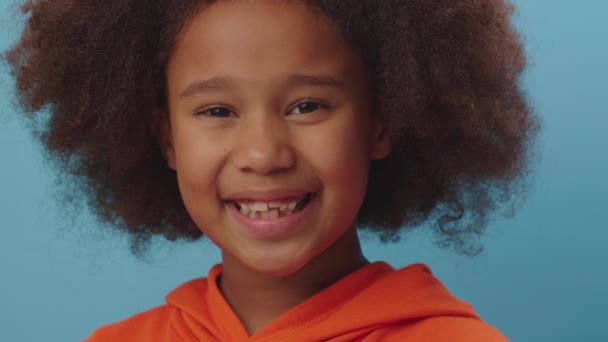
[86,262,508,341]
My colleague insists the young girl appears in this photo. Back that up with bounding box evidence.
[4,0,539,340]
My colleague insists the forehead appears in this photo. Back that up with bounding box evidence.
[166,0,365,91]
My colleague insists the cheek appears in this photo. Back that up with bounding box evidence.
[301,115,371,206]
[171,125,227,220]
[174,158,225,239]
[318,111,371,175]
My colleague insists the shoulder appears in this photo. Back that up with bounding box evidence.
[362,263,509,341]
[368,316,509,342]
[84,305,176,342]
[415,316,509,341]
[83,276,212,342]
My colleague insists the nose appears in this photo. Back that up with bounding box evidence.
[231,114,295,175]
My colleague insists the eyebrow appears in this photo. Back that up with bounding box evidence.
[287,74,344,88]
[180,74,345,98]
[180,76,234,98]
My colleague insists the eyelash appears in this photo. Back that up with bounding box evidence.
[291,99,331,115]
[195,99,330,117]
[195,105,235,118]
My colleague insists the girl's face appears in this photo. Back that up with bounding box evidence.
[162,0,390,276]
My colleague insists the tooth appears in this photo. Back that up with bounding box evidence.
[252,202,269,212]
[260,211,270,219]
[269,209,279,219]
[269,202,282,209]
[287,201,297,211]
[249,212,258,219]
[280,204,288,211]
[239,204,250,214]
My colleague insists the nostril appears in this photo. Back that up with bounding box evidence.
[232,141,295,175]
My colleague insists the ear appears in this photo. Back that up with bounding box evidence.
[149,107,176,170]
[369,119,392,160]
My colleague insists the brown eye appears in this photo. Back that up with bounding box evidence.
[290,100,329,115]
[198,106,233,117]
[296,102,319,114]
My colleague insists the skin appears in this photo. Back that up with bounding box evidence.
[160,0,391,335]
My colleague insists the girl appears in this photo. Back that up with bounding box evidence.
[4,0,539,340]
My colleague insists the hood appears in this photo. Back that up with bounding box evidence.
[166,262,479,341]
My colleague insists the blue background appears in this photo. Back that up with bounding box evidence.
[1,1,606,341]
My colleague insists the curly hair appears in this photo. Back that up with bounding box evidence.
[3,0,540,256]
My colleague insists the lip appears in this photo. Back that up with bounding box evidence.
[226,192,317,239]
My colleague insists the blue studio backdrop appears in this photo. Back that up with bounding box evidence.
[1,1,606,341]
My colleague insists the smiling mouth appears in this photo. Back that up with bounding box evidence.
[228,192,315,219]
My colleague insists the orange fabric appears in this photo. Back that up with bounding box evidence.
[86,262,508,341]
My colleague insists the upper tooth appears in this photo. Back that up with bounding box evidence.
[237,199,301,213]
[252,203,269,211]
[269,202,282,209]
[287,201,297,210]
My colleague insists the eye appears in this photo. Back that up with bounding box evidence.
[289,100,329,115]
[196,105,235,118]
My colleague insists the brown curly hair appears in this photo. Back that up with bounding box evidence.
[3,0,540,256]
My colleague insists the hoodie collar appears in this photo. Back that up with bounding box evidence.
[166,262,478,341]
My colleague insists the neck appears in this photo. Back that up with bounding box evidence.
[218,227,368,336]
